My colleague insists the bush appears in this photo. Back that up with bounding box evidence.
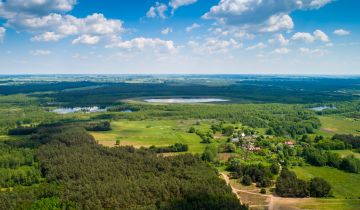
[275,168,309,198]
[242,175,252,186]
[202,145,218,162]
[340,156,360,173]
[309,177,331,197]
[260,188,266,194]
[270,163,280,175]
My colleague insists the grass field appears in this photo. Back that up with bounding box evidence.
[90,120,212,153]
[331,150,360,159]
[318,116,360,136]
[292,166,360,199]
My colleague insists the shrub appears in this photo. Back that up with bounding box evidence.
[309,177,331,197]
[242,175,252,186]
[260,188,266,194]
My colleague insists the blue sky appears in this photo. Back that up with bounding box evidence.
[0,0,359,74]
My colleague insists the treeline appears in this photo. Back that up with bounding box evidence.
[110,103,321,137]
[149,143,188,153]
[227,159,279,188]
[332,134,360,149]
[0,143,41,188]
[302,147,360,173]
[0,126,247,210]
[276,168,331,198]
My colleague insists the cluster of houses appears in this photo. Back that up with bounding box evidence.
[230,131,296,153]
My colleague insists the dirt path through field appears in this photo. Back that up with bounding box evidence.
[220,173,273,209]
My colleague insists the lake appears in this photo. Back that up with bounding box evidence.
[144,98,229,103]
[53,106,107,114]
[310,106,337,111]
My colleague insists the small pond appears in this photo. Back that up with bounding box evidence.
[310,106,337,111]
[53,106,107,114]
[144,98,229,103]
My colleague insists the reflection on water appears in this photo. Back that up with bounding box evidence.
[53,106,107,114]
[144,98,229,103]
[310,106,337,111]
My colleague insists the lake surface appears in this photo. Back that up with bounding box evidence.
[144,98,229,103]
[53,106,107,114]
[310,106,337,111]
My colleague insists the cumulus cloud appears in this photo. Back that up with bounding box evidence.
[268,34,289,46]
[146,2,167,19]
[0,0,77,17]
[169,0,197,10]
[186,23,200,32]
[0,26,6,42]
[106,37,177,54]
[313,29,329,42]
[30,49,51,56]
[0,0,124,45]
[161,27,172,35]
[246,42,266,50]
[7,13,123,42]
[273,47,291,54]
[188,38,242,54]
[72,34,100,45]
[203,0,333,32]
[292,30,329,43]
[333,29,350,36]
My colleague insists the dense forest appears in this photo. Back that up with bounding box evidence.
[0,125,247,210]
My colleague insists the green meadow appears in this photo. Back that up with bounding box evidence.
[318,115,360,136]
[90,120,212,153]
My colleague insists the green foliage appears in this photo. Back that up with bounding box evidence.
[260,188,266,194]
[202,145,218,162]
[275,168,309,198]
[0,126,246,210]
[242,175,252,186]
[149,143,189,153]
[340,156,360,173]
[218,143,236,153]
[309,177,332,198]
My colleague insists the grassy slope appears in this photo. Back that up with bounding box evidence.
[292,166,360,199]
[90,120,211,153]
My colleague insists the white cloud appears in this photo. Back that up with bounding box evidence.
[0,27,6,42]
[246,42,266,50]
[273,47,291,54]
[161,27,172,35]
[7,13,123,42]
[30,49,51,56]
[299,47,328,56]
[259,14,294,32]
[106,37,177,54]
[169,0,197,10]
[186,23,200,32]
[291,30,329,43]
[0,0,77,17]
[72,34,100,45]
[31,31,64,42]
[188,38,242,54]
[333,29,350,36]
[268,34,289,46]
[292,32,315,42]
[203,0,333,32]
[146,2,167,19]
[313,29,329,42]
